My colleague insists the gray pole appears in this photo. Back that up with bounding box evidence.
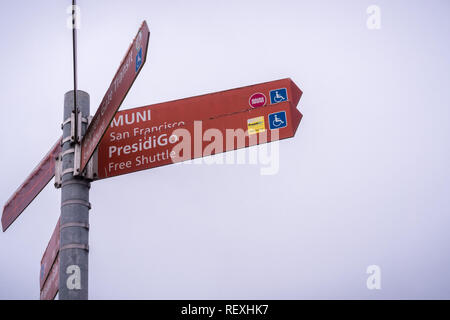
[59,90,90,300]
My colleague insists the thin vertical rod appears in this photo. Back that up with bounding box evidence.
[72,0,78,142]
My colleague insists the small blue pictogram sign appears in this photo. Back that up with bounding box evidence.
[269,88,288,104]
[268,111,287,130]
[40,263,45,280]
[136,48,143,72]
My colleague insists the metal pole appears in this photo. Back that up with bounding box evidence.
[59,90,90,300]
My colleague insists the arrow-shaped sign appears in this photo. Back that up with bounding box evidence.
[2,138,61,232]
[79,21,150,173]
[40,219,60,300]
[97,78,303,179]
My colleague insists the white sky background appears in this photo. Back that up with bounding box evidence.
[1,0,450,299]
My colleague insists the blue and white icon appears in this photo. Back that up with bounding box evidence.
[268,111,287,130]
[40,263,45,280]
[270,88,288,104]
[135,48,143,72]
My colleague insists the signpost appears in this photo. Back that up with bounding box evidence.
[1,6,305,300]
[79,21,150,173]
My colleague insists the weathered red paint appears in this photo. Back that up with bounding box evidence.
[40,254,59,300]
[2,138,62,232]
[97,78,303,179]
[40,219,60,290]
[80,21,150,172]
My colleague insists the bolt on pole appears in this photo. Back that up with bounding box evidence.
[59,90,90,300]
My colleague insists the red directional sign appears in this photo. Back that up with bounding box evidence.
[40,255,59,300]
[97,78,303,179]
[2,138,61,232]
[80,21,150,172]
[40,219,60,300]
[40,219,60,291]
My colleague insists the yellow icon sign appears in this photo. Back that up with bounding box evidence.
[247,116,266,135]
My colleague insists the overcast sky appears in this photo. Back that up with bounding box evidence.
[1,0,449,299]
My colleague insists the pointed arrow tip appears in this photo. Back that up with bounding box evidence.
[288,78,303,109]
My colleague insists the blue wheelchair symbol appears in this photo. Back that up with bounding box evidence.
[135,48,143,72]
[270,88,288,104]
[40,263,45,280]
[268,111,287,130]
